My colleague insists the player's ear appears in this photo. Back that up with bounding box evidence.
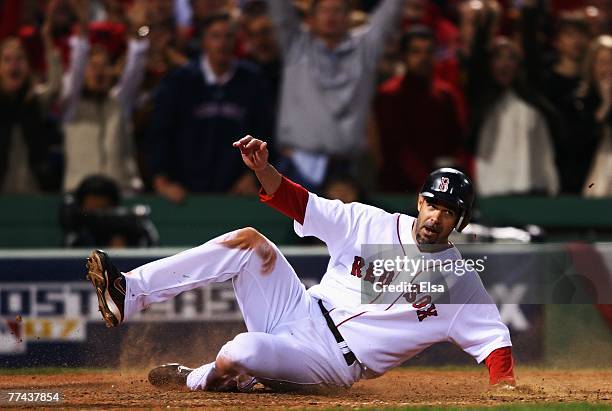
[417,195,423,212]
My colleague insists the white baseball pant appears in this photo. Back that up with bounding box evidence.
[122,228,362,390]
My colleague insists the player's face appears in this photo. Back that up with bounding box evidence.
[415,196,457,245]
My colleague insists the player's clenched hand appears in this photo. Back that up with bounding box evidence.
[233,135,269,171]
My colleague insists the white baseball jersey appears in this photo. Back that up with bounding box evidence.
[297,192,512,377]
[122,186,512,390]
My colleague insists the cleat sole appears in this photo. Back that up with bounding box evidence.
[86,251,121,327]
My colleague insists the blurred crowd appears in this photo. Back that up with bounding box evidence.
[1,0,611,207]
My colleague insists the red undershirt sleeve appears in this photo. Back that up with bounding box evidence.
[259,176,309,225]
[485,346,516,386]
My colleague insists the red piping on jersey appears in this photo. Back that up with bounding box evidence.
[259,176,309,225]
[485,347,516,386]
[369,292,383,304]
[336,311,368,328]
[384,294,403,310]
[396,215,407,256]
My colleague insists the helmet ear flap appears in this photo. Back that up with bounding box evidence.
[456,208,472,233]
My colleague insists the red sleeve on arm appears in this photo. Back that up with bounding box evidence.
[259,176,309,225]
[485,347,516,386]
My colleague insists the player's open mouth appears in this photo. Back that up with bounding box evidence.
[422,226,439,236]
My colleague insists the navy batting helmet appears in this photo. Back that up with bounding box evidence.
[420,168,475,232]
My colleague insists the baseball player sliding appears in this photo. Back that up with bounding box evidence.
[85,135,516,392]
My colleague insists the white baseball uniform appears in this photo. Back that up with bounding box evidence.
[122,184,512,390]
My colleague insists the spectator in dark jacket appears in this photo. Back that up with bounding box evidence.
[544,13,592,193]
[0,1,62,194]
[149,13,273,203]
[522,6,592,193]
[543,13,591,116]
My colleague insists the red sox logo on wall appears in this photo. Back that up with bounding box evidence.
[437,177,450,192]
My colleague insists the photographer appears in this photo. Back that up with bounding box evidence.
[60,175,158,248]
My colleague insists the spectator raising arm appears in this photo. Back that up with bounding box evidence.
[519,0,543,89]
[465,3,496,109]
[35,0,63,108]
[361,0,406,65]
[60,0,91,121]
[265,0,301,54]
[115,0,151,117]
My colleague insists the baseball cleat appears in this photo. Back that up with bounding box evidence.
[85,250,125,327]
[235,375,257,392]
[148,363,194,388]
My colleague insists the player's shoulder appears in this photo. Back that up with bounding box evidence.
[447,243,463,259]
[399,213,417,228]
[309,192,393,220]
[428,243,481,279]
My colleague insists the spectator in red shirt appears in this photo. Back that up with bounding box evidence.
[374,26,465,192]
[402,0,462,88]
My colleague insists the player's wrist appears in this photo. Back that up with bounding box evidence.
[252,163,271,173]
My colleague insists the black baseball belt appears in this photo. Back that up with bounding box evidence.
[318,299,357,366]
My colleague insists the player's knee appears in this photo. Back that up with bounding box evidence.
[236,226,261,238]
[224,227,266,249]
[215,333,261,375]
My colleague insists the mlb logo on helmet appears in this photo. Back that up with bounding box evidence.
[437,177,449,192]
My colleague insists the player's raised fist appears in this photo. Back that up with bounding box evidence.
[233,135,269,171]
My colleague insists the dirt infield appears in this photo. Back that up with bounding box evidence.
[0,368,610,409]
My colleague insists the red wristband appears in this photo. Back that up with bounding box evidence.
[259,176,309,225]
